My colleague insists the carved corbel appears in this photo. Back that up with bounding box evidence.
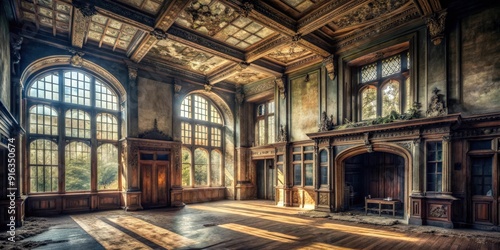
[235,85,245,104]
[204,83,213,92]
[174,79,182,99]
[128,67,138,81]
[426,11,447,45]
[68,48,85,68]
[275,77,286,99]
[322,54,336,80]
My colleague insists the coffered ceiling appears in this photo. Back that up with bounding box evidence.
[10,0,442,87]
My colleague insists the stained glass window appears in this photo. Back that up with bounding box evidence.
[29,140,58,192]
[382,80,400,116]
[382,54,401,77]
[361,63,377,83]
[29,105,58,135]
[361,87,377,120]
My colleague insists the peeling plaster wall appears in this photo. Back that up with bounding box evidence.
[461,7,500,114]
[137,77,172,136]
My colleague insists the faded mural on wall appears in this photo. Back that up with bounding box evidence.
[138,77,172,136]
[290,70,319,141]
[462,7,500,113]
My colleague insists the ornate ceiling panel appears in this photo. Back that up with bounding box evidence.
[86,14,141,51]
[115,0,165,15]
[148,39,230,74]
[265,43,313,65]
[281,0,319,13]
[224,68,274,85]
[19,0,72,35]
[175,0,277,50]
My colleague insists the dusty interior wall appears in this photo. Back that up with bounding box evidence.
[0,4,10,111]
[461,7,500,114]
[137,77,172,136]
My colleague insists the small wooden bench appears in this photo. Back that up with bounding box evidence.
[365,197,400,217]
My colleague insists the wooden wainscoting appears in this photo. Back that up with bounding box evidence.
[182,187,226,204]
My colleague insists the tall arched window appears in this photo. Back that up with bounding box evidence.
[27,69,121,193]
[180,94,224,187]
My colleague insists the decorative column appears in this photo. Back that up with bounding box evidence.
[170,143,184,207]
[442,135,452,194]
[409,137,425,225]
[234,86,253,200]
[127,67,139,137]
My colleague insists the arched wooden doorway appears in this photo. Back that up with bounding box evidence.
[334,143,412,219]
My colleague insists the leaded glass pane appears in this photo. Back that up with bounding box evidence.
[95,80,118,110]
[211,150,222,186]
[257,104,265,116]
[28,72,60,101]
[382,80,400,116]
[211,105,222,124]
[65,142,91,191]
[64,71,91,106]
[194,95,208,121]
[194,148,208,186]
[268,101,275,114]
[258,119,265,146]
[182,148,191,186]
[65,109,91,138]
[29,105,58,135]
[181,122,192,144]
[211,127,221,147]
[361,87,377,120]
[195,124,208,146]
[96,113,118,140]
[320,150,327,163]
[320,166,328,185]
[361,63,377,83]
[293,164,301,186]
[305,163,313,186]
[382,54,401,77]
[181,95,192,118]
[97,144,118,190]
[29,139,58,193]
[268,115,275,144]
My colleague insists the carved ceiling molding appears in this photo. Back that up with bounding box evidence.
[71,8,90,48]
[207,62,242,85]
[413,0,442,16]
[150,29,168,40]
[274,76,286,100]
[20,55,126,101]
[335,7,420,52]
[130,35,160,63]
[332,0,411,29]
[245,35,291,62]
[156,0,193,31]
[297,38,330,57]
[285,54,323,74]
[167,25,244,62]
[243,78,275,97]
[298,0,362,34]
[72,0,97,18]
[90,1,154,30]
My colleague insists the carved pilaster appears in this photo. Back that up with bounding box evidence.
[235,86,245,105]
[426,11,447,45]
[127,67,139,137]
[442,135,452,194]
[412,137,423,195]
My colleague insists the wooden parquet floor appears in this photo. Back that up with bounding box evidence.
[68,200,500,250]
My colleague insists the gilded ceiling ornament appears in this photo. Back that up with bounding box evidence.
[72,0,97,18]
[426,87,447,117]
[150,29,168,40]
[426,11,447,45]
[322,55,335,80]
[238,2,254,18]
[185,1,238,36]
[237,61,250,71]
[204,83,213,92]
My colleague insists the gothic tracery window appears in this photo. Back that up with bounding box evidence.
[27,69,121,193]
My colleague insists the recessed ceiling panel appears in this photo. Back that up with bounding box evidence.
[115,0,165,15]
[148,39,230,74]
[175,0,277,50]
[20,0,72,34]
[225,68,273,85]
[87,14,140,51]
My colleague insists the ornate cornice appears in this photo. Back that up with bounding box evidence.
[155,0,192,30]
[298,0,360,34]
[207,63,242,85]
[247,1,296,36]
[285,54,323,74]
[426,10,447,45]
[298,34,331,57]
[130,35,159,63]
[246,35,291,62]
[150,29,168,40]
[243,78,274,97]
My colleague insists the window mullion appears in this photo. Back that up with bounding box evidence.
[58,73,65,194]
[90,76,97,192]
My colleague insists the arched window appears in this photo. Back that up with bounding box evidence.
[358,51,410,120]
[180,94,224,187]
[27,69,121,193]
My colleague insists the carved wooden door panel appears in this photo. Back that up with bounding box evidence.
[140,152,170,208]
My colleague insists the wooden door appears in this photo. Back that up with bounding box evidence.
[140,152,170,208]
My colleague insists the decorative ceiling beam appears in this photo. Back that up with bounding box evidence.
[285,54,323,74]
[297,0,366,35]
[129,0,192,62]
[297,34,331,57]
[225,0,296,36]
[207,62,249,85]
[245,34,291,62]
[167,25,245,62]
[81,0,155,30]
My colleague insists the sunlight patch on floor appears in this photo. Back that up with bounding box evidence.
[218,223,299,243]
[297,242,355,250]
[317,223,420,242]
[72,215,151,250]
